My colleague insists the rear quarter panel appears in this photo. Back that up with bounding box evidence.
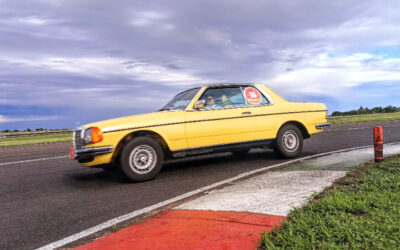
[255,84,327,138]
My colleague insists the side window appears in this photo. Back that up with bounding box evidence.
[199,87,246,110]
[240,87,270,106]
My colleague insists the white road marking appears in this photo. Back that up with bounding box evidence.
[37,142,400,250]
[0,155,69,166]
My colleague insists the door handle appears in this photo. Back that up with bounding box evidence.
[242,111,252,115]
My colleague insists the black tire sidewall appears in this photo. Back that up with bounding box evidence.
[276,125,303,158]
[120,137,164,181]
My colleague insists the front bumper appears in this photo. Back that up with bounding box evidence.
[71,146,114,163]
[316,123,331,129]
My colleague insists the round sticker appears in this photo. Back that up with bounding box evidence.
[244,87,262,104]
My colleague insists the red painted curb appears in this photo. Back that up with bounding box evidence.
[76,210,287,250]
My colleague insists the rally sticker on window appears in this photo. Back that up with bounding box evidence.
[243,87,262,104]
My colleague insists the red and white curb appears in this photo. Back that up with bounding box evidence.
[76,170,346,250]
[39,143,400,250]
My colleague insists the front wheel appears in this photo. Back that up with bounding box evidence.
[120,137,164,181]
[275,125,303,158]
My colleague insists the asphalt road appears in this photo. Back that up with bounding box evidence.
[1,121,400,250]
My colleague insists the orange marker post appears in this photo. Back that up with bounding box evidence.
[373,126,383,163]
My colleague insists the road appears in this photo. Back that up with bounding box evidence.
[1,121,400,250]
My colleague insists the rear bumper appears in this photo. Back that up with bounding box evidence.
[316,123,331,129]
[73,146,114,163]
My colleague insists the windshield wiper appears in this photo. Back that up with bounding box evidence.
[158,108,170,111]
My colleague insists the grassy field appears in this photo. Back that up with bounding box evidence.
[328,112,400,124]
[0,133,72,147]
[260,156,400,249]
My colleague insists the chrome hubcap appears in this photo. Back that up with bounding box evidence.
[129,145,157,174]
[282,130,299,152]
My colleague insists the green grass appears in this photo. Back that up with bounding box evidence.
[260,156,400,249]
[0,133,72,147]
[329,112,400,124]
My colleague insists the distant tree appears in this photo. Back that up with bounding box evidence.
[331,111,342,116]
[372,106,383,113]
[383,105,396,113]
[330,105,399,116]
[2,129,11,133]
[26,128,32,132]
[348,110,357,115]
[13,129,19,132]
[358,106,365,115]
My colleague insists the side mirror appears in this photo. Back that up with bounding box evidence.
[194,100,206,109]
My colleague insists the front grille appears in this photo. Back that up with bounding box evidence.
[74,129,84,150]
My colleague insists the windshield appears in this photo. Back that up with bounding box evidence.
[160,88,200,111]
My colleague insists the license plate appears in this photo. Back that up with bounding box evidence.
[69,148,75,159]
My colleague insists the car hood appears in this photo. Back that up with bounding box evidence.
[82,111,184,132]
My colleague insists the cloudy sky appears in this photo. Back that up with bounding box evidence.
[1,0,400,130]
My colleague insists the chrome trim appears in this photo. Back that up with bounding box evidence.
[171,138,274,152]
[72,131,75,149]
[316,123,331,129]
[74,146,114,159]
[73,127,84,150]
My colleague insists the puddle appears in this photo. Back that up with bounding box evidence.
[276,143,400,172]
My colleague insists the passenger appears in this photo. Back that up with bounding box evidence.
[221,94,232,108]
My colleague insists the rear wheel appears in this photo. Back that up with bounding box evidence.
[275,124,303,158]
[120,137,164,181]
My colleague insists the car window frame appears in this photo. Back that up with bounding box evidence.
[189,85,274,111]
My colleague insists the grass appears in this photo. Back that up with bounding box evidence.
[260,156,400,249]
[328,112,400,124]
[0,133,72,147]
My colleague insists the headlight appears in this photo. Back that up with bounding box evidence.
[84,127,103,144]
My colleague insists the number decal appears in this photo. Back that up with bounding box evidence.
[243,87,262,104]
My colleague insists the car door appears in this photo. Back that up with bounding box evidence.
[184,86,256,149]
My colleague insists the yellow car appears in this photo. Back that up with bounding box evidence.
[71,84,330,181]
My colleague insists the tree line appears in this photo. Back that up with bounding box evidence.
[331,105,400,116]
[1,128,69,133]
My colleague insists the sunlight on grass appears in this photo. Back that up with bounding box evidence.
[260,156,400,249]
[329,112,400,124]
[0,133,72,147]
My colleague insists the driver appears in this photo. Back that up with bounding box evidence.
[205,95,218,109]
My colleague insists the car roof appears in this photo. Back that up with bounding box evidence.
[174,83,259,97]
[202,83,255,88]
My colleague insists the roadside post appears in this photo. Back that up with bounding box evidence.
[373,126,383,163]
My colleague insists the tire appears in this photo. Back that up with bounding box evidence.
[231,149,250,156]
[275,124,303,158]
[120,137,164,181]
